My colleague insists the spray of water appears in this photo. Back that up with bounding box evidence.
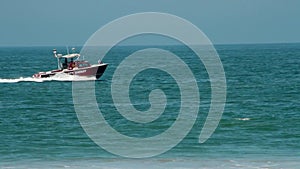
[0,73,96,83]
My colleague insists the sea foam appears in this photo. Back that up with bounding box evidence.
[0,74,96,83]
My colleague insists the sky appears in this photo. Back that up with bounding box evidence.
[0,0,299,46]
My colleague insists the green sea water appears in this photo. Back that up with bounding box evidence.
[0,44,299,168]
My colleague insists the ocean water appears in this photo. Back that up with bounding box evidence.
[0,44,299,168]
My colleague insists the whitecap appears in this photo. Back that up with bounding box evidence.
[235,118,251,121]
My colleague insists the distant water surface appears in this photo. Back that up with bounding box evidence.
[0,43,299,168]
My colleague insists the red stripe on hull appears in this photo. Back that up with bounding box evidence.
[73,64,107,79]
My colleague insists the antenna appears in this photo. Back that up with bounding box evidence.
[66,46,69,55]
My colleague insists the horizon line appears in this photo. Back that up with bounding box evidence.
[0,41,299,47]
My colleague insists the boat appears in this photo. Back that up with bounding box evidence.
[33,48,108,79]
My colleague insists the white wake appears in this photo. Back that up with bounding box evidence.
[0,73,96,83]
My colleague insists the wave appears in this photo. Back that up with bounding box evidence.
[0,74,96,83]
[235,118,251,121]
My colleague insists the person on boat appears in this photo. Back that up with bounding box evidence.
[68,61,76,70]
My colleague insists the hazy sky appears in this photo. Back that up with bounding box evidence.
[0,0,299,46]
